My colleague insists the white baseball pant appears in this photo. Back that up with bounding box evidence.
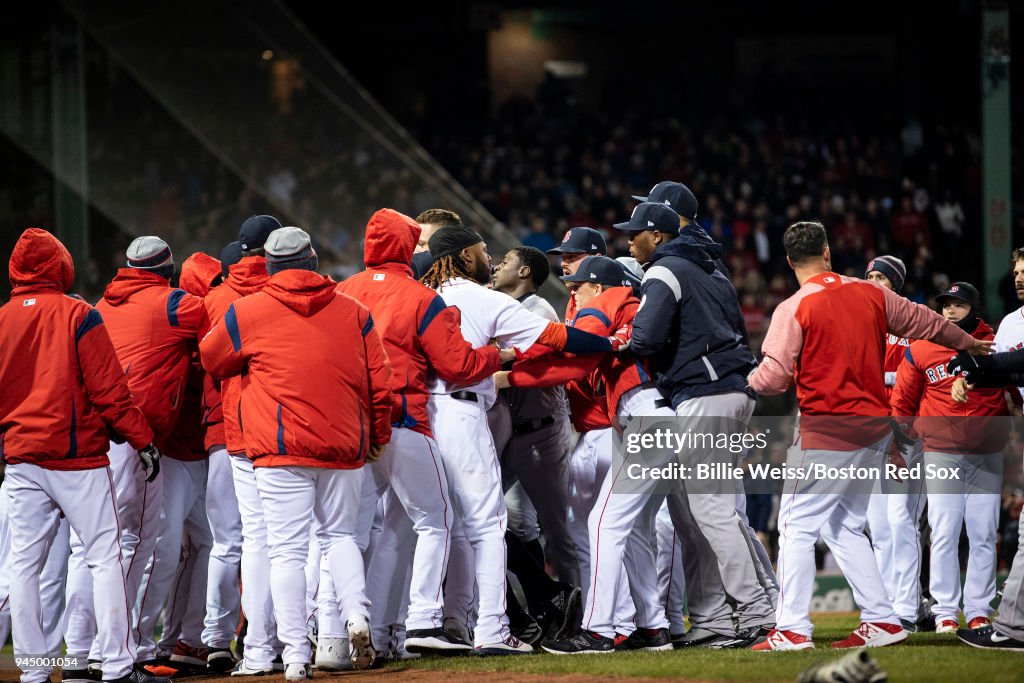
[202,446,242,650]
[255,465,368,666]
[135,457,212,659]
[568,427,635,634]
[582,386,675,638]
[157,533,205,656]
[7,464,133,682]
[775,436,899,636]
[366,487,416,650]
[655,500,686,635]
[925,450,1002,623]
[230,455,280,669]
[429,393,509,646]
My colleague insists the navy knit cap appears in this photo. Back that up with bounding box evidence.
[865,255,906,293]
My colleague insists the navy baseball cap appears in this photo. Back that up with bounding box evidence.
[239,215,283,252]
[613,202,682,233]
[219,240,243,277]
[632,181,699,221]
[547,227,607,255]
[560,255,639,287]
[936,281,980,309]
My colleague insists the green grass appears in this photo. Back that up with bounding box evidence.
[382,613,1022,682]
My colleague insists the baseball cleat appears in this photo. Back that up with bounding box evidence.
[169,640,211,668]
[957,625,1024,651]
[968,616,992,630]
[673,627,729,648]
[541,630,614,655]
[405,627,474,654]
[207,647,236,673]
[831,622,907,649]
[106,666,172,683]
[229,659,275,676]
[474,634,534,656]
[60,669,98,683]
[283,662,312,681]
[709,626,773,649]
[752,628,815,651]
[347,615,377,670]
[613,627,673,651]
[510,617,544,646]
[936,619,960,634]
[314,636,352,671]
[443,616,474,645]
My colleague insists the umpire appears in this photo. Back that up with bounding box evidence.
[622,202,778,647]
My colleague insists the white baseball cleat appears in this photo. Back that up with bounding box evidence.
[752,628,815,651]
[936,619,960,634]
[832,622,907,648]
[283,662,311,681]
[347,615,377,670]
[474,635,534,656]
[314,636,352,671]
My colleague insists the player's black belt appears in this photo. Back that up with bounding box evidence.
[654,398,671,409]
[512,416,556,435]
[450,390,479,402]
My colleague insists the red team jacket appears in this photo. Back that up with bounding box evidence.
[561,299,612,434]
[95,268,209,444]
[883,333,910,403]
[160,252,223,461]
[511,287,648,423]
[336,208,502,438]
[202,256,270,453]
[0,229,153,470]
[890,319,1009,454]
[201,269,394,469]
[749,273,976,450]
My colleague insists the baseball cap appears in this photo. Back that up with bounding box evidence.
[935,281,980,309]
[632,181,699,222]
[560,255,638,287]
[613,202,682,233]
[126,236,174,271]
[239,215,283,252]
[547,227,607,255]
[220,241,243,277]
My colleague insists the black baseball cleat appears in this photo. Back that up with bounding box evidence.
[613,627,673,652]
[672,627,736,649]
[106,666,172,683]
[957,625,1024,651]
[60,669,99,683]
[405,627,474,655]
[541,630,615,655]
[708,626,773,649]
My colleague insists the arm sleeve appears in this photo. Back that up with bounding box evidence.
[419,297,501,384]
[76,309,154,449]
[168,290,212,341]
[630,273,679,357]
[890,349,924,419]
[509,309,610,386]
[199,303,248,380]
[747,300,803,395]
[361,312,394,446]
[881,286,975,350]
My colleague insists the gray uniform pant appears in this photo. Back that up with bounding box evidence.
[995,509,1024,639]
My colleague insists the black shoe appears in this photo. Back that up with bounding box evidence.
[107,666,172,683]
[613,627,673,652]
[207,647,236,672]
[510,616,544,646]
[404,627,473,655]
[541,630,615,655]
[60,670,98,683]
[916,612,937,632]
[957,625,1024,651]
[673,628,736,649]
[708,626,773,649]
[542,584,582,641]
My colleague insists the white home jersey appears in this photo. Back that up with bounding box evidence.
[994,306,1024,400]
[429,278,550,408]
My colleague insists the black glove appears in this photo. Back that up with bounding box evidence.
[889,418,915,457]
[946,351,992,378]
[138,444,161,483]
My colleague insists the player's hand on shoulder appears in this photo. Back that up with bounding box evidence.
[969,339,995,356]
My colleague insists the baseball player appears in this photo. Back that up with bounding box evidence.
[199,239,245,671]
[419,226,628,655]
[336,209,513,656]
[0,229,164,683]
[202,216,281,675]
[65,236,208,669]
[632,181,730,277]
[201,227,394,678]
[547,226,606,321]
[864,255,933,632]
[891,283,1005,633]
[415,208,462,254]
[748,221,987,650]
[135,253,222,666]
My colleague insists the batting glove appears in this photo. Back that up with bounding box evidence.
[608,323,632,354]
[138,444,161,483]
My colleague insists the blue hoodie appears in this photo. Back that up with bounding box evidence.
[630,234,756,407]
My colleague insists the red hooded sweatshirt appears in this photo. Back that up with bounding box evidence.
[890,319,1008,454]
[202,256,269,453]
[200,269,394,469]
[509,287,650,425]
[0,229,153,470]
[95,266,210,443]
[336,208,502,437]
[160,252,223,461]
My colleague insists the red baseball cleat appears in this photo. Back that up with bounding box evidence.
[832,622,907,648]
[751,628,814,651]
[968,616,992,630]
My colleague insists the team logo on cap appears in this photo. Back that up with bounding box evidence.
[647,221,655,227]
[950,285,960,292]
[867,259,875,270]
[562,229,573,243]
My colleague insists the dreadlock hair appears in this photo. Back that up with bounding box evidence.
[420,253,471,290]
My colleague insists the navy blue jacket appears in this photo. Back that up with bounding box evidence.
[630,235,756,407]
